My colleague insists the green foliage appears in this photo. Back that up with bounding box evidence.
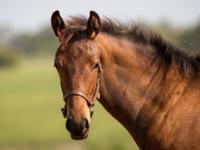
[10,26,58,56]
[178,22,200,54]
[0,47,19,68]
[2,22,200,57]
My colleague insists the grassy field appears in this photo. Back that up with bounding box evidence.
[0,58,138,150]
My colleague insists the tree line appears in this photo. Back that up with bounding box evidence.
[0,21,200,61]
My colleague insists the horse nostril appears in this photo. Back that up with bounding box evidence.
[81,119,89,134]
[82,119,89,130]
[66,118,73,131]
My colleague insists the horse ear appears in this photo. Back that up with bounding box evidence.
[51,10,65,37]
[86,11,101,39]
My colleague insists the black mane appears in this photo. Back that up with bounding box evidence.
[66,16,200,78]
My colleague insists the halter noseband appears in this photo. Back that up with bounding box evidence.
[61,64,101,118]
[64,91,95,107]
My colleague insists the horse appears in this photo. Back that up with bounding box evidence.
[51,10,200,150]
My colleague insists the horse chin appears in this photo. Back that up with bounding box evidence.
[71,133,88,140]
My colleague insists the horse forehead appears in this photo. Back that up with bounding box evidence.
[69,40,98,56]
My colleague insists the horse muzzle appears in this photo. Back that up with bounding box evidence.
[66,118,89,140]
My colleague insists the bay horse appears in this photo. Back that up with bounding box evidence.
[51,10,200,150]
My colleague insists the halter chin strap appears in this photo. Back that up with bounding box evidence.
[61,64,101,118]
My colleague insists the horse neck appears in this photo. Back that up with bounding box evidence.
[95,33,185,147]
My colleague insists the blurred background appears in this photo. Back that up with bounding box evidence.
[0,0,200,150]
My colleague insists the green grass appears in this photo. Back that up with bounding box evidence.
[0,58,138,150]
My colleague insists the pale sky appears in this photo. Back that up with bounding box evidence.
[0,0,200,31]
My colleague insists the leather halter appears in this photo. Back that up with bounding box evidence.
[61,63,101,118]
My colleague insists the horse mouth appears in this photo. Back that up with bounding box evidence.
[71,132,88,140]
